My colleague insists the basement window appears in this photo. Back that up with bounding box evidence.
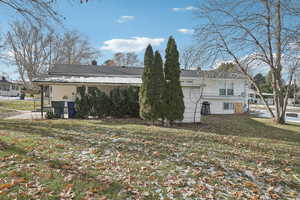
[227,89,234,96]
[219,89,226,96]
[223,103,234,110]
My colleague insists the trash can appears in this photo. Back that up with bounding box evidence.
[201,101,211,115]
[51,101,65,118]
[67,102,76,118]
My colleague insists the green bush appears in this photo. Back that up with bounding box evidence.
[89,88,112,118]
[74,86,139,119]
[20,93,25,100]
[110,87,139,118]
[110,88,124,117]
[45,110,55,119]
[125,86,139,117]
[75,86,90,119]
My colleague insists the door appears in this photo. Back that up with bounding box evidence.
[234,103,243,113]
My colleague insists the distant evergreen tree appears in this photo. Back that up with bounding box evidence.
[261,71,273,93]
[153,51,166,122]
[254,73,266,86]
[163,36,185,124]
[139,45,157,121]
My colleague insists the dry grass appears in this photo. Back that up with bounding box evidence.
[0,115,299,199]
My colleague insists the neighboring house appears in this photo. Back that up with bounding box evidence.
[248,89,274,105]
[33,64,249,122]
[0,77,22,97]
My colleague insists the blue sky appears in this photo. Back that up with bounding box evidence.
[0,0,200,79]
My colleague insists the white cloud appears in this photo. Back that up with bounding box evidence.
[116,16,135,23]
[101,37,165,53]
[172,6,198,12]
[177,28,194,34]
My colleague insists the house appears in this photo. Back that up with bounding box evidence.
[248,89,274,105]
[33,64,249,122]
[0,76,22,97]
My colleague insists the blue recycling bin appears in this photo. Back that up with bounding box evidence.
[67,102,76,118]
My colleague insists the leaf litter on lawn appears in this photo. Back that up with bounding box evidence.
[0,118,299,199]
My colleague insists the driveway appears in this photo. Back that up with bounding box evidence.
[5,111,44,120]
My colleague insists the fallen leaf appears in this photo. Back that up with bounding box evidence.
[0,183,13,190]
[12,178,27,185]
[244,181,257,189]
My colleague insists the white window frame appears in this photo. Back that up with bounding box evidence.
[223,102,234,110]
[219,80,234,96]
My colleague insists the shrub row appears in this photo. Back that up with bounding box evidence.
[75,86,139,119]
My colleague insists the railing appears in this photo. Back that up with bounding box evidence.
[201,91,245,98]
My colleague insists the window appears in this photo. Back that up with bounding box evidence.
[223,103,234,110]
[227,89,234,96]
[220,81,234,96]
[219,89,226,96]
[1,85,10,91]
[227,82,234,96]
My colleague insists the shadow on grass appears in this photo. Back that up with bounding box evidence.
[89,114,300,144]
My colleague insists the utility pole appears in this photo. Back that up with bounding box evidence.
[294,79,297,106]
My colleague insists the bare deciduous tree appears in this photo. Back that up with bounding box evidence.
[0,32,5,60]
[180,46,206,70]
[5,22,99,88]
[195,0,300,124]
[112,52,141,66]
[0,0,90,25]
[6,21,53,89]
[51,31,100,65]
[0,0,61,26]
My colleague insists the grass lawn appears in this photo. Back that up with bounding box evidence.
[0,100,41,111]
[0,107,15,113]
[0,114,299,199]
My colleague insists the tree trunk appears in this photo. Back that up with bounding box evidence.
[274,113,285,124]
[273,0,285,125]
[165,119,171,127]
[161,118,165,126]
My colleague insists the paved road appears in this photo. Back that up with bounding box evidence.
[5,112,70,120]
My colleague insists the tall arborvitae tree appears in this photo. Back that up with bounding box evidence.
[139,45,156,121]
[164,36,185,124]
[153,51,166,123]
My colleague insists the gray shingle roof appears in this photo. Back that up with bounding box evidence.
[49,64,144,77]
[0,77,10,84]
[48,64,245,79]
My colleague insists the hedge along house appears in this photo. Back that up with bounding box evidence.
[33,64,249,122]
